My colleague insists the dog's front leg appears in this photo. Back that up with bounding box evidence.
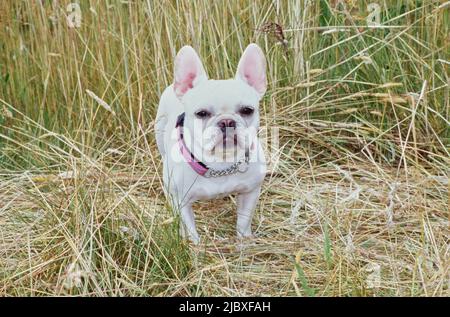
[179,203,200,244]
[236,186,261,238]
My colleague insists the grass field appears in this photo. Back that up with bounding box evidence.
[0,0,448,296]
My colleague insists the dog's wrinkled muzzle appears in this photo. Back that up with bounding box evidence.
[203,115,249,151]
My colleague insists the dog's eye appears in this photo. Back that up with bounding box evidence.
[195,110,211,119]
[238,106,254,116]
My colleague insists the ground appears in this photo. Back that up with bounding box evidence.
[1,160,448,296]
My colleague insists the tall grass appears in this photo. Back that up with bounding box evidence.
[0,0,448,296]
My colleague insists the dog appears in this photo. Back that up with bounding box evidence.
[155,43,267,244]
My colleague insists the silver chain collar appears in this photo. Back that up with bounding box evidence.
[204,155,250,178]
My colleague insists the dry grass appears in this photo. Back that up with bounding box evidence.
[0,0,449,296]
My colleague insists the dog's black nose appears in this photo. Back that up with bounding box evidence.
[217,119,236,132]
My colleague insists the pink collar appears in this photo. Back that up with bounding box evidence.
[176,113,250,177]
[176,113,209,176]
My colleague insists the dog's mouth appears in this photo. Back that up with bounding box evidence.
[200,123,256,158]
[202,130,244,155]
[221,134,238,148]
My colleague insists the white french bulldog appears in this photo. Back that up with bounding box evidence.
[155,43,267,244]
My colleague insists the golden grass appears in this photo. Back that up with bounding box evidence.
[0,154,448,296]
[0,0,448,296]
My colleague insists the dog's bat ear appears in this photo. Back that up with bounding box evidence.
[173,46,208,98]
[235,43,267,97]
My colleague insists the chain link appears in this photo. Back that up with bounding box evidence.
[204,156,249,178]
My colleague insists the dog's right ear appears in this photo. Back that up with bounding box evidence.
[173,46,207,98]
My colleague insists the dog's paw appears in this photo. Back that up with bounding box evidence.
[179,226,200,245]
[236,230,254,239]
[189,234,200,245]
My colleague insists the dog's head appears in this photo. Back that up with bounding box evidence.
[173,44,266,161]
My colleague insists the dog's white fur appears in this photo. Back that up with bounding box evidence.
[155,44,267,244]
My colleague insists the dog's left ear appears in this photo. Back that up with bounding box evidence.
[235,43,267,97]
